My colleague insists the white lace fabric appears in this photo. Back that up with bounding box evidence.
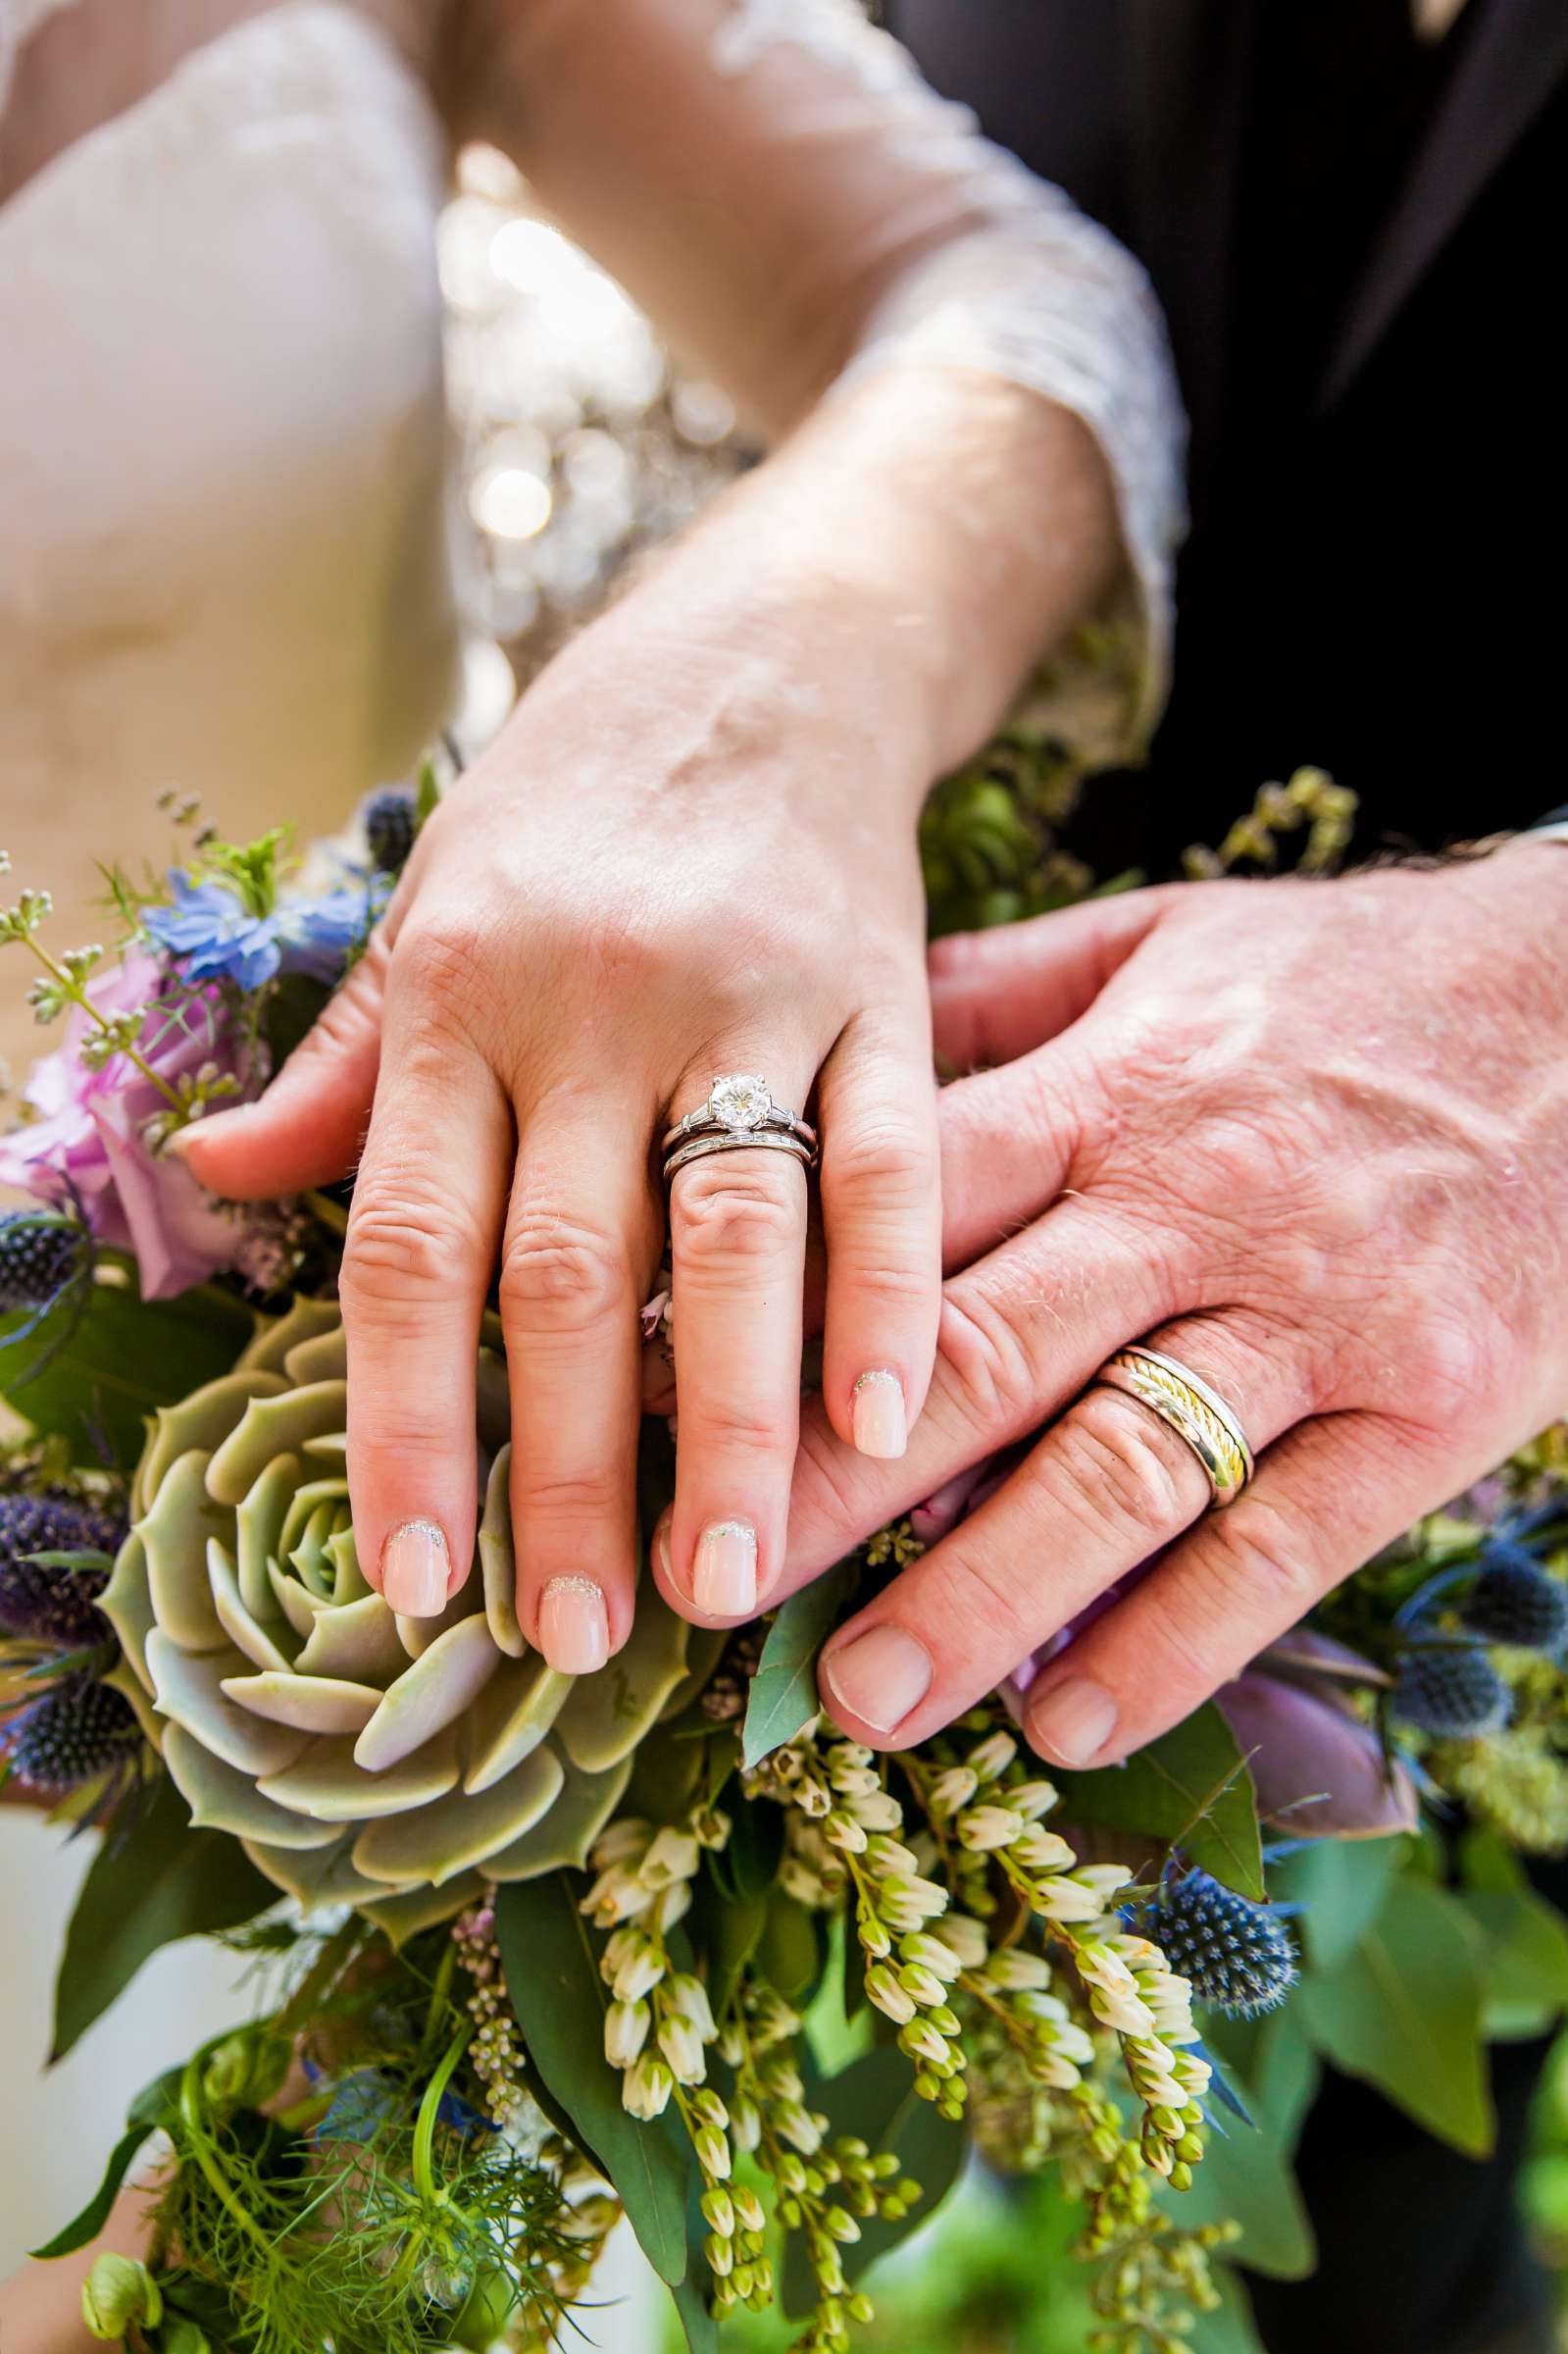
[711,0,1187,736]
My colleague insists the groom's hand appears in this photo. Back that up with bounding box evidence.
[656,849,1568,1766]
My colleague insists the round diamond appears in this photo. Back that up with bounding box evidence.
[710,1073,770,1130]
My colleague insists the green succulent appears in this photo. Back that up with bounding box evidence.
[100,1299,696,1940]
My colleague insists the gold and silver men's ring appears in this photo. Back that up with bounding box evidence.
[661,1070,819,1185]
[1092,1346,1255,1509]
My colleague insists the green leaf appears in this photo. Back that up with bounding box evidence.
[1296,1874,1492,2156]
[741,1561,857,1770]
[28,2124,150,2259]
[2,1272,252,1472]
[705,1786,783,1903]
[1202,2007,1320,2147]
[783,2047,965,2315]
[1459,1886,1568,2039]
[494,1872,693,2285]
[1272,1833,1410,1972]
[52,1777,276,2059]
[684,1876,766,2025]
[1056,1703,1265,1898]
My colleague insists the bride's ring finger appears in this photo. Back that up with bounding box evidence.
[659,1060,820,1623]
[818,1310,1303,1750]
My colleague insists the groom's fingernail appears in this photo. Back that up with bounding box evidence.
[851,1368,907,1458]
[379,1518,450,1615]
[1026,1676,1120,1766]
[822,1623,933,1734]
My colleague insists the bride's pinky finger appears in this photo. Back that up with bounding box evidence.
[817,1002,942,1461]
[1021,1408,1444,1768]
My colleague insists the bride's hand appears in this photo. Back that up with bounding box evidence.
[176,490,946,1670]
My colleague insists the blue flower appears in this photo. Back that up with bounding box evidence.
[144,872,379,992]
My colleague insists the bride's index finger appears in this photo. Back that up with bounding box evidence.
[337,969,512,1615]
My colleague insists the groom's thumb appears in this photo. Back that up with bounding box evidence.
[171,935,388,1199]
[928,888,1168,1072]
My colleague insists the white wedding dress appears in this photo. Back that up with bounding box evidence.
[0,0,1184,2285]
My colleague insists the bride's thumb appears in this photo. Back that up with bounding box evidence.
[169,937,388,1200]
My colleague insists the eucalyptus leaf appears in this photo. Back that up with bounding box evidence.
[1296,1874,1492,2156]
[52,1777,276,2059]
[2,1274,252,1472]
[741,1561,857,1769]
[494,1871,694,2285]
[1056,1703,1265,1898]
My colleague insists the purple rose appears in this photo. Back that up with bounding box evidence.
[0,953,260,1300]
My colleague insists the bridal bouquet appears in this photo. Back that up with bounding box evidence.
[5,748,1568,2354]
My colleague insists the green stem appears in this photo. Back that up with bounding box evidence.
[420,1937,459,2064]
[412,2026,472,2210]
[177,2049,271,2254]
[23,937,185,1113]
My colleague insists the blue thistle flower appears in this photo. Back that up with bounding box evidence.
[364,789,417,877]
[2,1675,141,1792]
[0,1494,126,1644]
[1461,1543,1568,1656]
[1146,1868,1298,2019]
[0,1209,85,1316]
[1392,1642,1511,1738]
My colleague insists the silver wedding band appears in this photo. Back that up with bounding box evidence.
[663,1129,816,1184]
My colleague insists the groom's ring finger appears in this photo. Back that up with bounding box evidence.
[818,1311,1302,1751]
[662,1062,816,1625]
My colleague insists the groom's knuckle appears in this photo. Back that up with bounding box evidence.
[829,1121,936,1207]
[1043,1395,1196,1539]
[936,1290,1039,1433]
[396,918,487,1010]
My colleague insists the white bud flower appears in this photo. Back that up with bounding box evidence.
[1034,1875,1108,1923]
[1074,1864,1136,1903]
[958,1804,1025,1852]
[640,1827,701,1887]
[623,2054,675,2120]
[864,1965,918,2026]
[582,1866,653,1927]
[1006,1778,1059,1820]
[985,1949,1053,1992]
[900,1932,964,1982]
[604,1999,651,2070]
[592,1818,654,1868]
[651,1878,692,1934]
[731,2095,762,2153]
[657,2013,708,2084]
[926,1766,980,1817]
[897,1963,948,2008]
[932,1914,989,1970]
[878,1874,949,1931]
[1086,1984,1158,2037]
[665,1973,717,2039]
[865,1835,921,1877]
[693,2124,732,2179]
[777,2102,823,2157]
[967,1730,1018,1782]
[848,1789,904,1833]
[606,1931,664,2004]
[1011,1827,1079,1874]
[824,1809,869,1855]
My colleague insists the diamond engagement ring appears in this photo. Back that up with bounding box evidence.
[661,1072,818,1185]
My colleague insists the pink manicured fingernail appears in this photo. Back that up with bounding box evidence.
[1027,1676,1119,1766]
[538,1576,609,1674]
[851,1368,907,1459]
[692,1520,757,1616]
[822,1623,933,1733]
[380,1518,449,1615]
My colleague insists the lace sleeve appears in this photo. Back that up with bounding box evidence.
[711,0,1185,735]
[457,0,1185,746]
